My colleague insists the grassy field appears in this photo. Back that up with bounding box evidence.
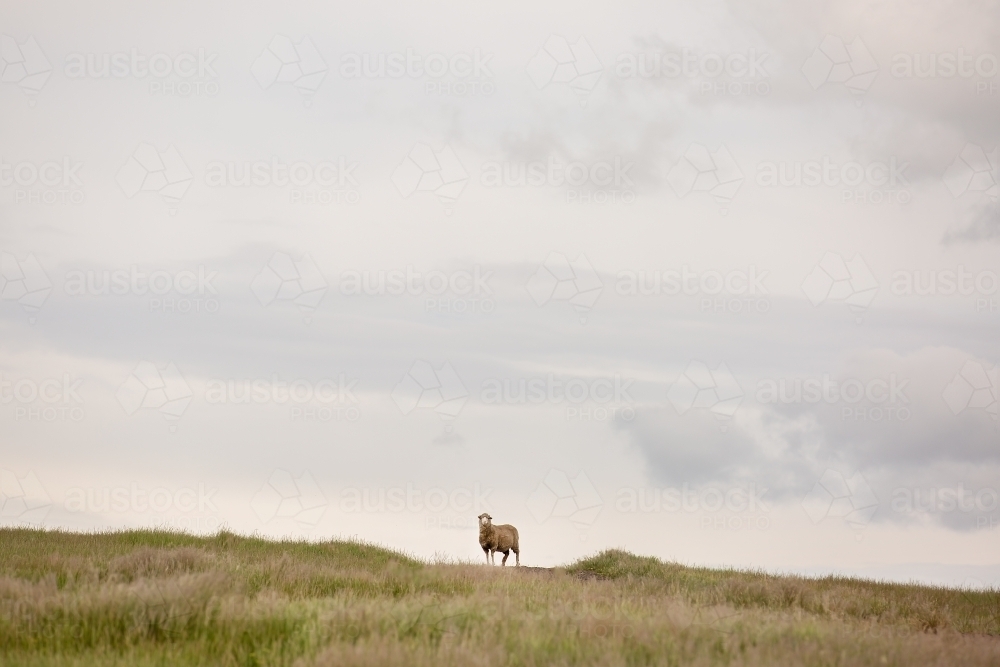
[0,529,997,666]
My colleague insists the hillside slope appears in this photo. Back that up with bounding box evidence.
[0,528,997,666]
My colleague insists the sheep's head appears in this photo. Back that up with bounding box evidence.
[478,513,492,528]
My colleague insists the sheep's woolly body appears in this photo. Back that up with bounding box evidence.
[478,513,520,566]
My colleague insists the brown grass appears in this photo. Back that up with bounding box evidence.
[0,528,996,666]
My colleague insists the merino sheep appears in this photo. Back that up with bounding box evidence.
[478,513,519,566]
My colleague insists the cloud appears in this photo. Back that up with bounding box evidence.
[4,0,1000,569]
[943,201,1000,244]
[617,346,1000,525]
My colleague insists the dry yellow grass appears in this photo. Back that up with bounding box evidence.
[0,528,997,666]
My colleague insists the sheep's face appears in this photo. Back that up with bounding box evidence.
[478,513,492,528]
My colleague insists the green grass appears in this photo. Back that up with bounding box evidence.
[0,528,997,666]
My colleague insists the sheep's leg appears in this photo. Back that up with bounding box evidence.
[514,548,520,566]
[483,547,490,565]
[501,550,509,566]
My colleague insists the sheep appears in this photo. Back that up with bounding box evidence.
[478,513,519,566]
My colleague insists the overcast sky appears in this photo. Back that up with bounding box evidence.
[1,0,998,588]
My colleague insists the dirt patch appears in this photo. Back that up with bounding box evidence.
[495,566,608,581]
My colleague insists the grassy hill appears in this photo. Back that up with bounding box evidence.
[0,528,997,666]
